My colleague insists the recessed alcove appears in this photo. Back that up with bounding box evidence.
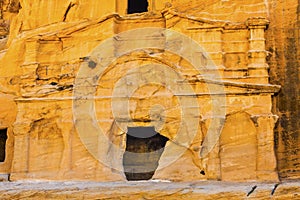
[123,126,168,181]
[127,0,149,14]
[0,129,8,162]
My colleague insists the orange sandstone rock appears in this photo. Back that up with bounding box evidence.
[0,0,297,185]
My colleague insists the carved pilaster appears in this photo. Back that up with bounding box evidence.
[246,18,270,83]
[116,0,127,16]
[251,114,279,181]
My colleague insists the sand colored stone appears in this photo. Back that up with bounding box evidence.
[0,0,298,186]
[0,180,299,200]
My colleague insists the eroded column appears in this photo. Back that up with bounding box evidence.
[251,114,279,181]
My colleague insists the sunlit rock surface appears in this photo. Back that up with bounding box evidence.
[0,0,298,197]
[0,180,299,200]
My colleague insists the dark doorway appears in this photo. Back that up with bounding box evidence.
[123,127,168,181]
[127,0,148,14]
[0,129,8,162]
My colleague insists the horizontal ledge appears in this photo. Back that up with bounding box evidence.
[192,78,281,93]
[17,12,269,41]
[15,92,275,102]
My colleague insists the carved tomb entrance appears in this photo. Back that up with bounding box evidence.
[123,126,168,180]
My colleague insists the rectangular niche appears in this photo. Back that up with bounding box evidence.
[127,0,149,14]
[0,129,8,162]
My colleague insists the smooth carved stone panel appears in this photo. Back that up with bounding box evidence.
[28,118,64,174]
[220,112,257,181]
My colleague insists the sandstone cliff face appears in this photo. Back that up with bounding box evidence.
[266,0,300,180]
[0,0,298,183]
[172,0,269,23]
[0,0,19,50]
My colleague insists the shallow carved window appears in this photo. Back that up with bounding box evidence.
[127,0,148,14]
[0,129,8,162]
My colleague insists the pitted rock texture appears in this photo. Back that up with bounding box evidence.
[0,0,298,184]
[0,181,299,200]
[266,0,300,180]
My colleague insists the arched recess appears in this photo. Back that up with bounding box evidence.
[219,112,257,181]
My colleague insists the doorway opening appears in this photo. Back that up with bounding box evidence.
[127,0,148,14]
[123,126,168,181]
[0,129,8,162]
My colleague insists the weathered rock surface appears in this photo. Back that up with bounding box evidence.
[0,180,299,200]
[0,0,298,185]
[266,0,300,180]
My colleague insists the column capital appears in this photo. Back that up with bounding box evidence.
[250,114,279,127]
[246,17,269,29]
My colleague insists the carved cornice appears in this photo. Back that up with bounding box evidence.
[246,17,270,29]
